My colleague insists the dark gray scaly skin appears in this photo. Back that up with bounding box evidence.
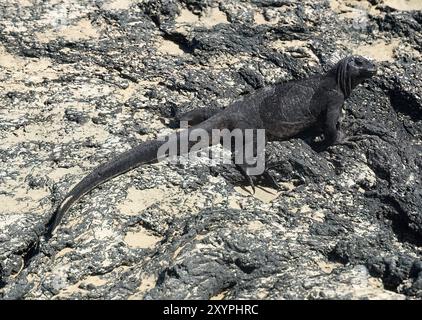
[45,56,376,237]
[177,106,221,125]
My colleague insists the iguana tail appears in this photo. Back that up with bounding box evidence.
[45,118,222,237]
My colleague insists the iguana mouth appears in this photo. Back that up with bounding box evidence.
[365,66,378,76]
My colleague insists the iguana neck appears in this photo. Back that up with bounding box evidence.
[328,57,355,99]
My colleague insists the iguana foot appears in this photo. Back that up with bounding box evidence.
[313,132,359,151]
[262,170,281,190]
[334,133,360,149]
[236,164,256,194]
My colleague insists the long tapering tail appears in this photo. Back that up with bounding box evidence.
[45,120,220,237]
[45,139,164,236]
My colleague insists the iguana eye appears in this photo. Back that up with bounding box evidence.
[355,59,363,66]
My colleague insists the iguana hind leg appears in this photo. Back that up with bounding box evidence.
[177,106,222,126]
[231,127,268,194]
[236,163,256,194]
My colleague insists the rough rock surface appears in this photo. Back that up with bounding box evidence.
[0,0,421,300]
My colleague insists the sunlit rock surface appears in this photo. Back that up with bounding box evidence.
[0,0,421,299]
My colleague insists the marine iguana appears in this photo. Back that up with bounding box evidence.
[45,56,376,236]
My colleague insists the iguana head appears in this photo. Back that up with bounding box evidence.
[347,55,377,81]
[335,55,377,98]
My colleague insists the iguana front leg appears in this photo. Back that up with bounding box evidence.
[335,120,348,144]
[314,100,343,151]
